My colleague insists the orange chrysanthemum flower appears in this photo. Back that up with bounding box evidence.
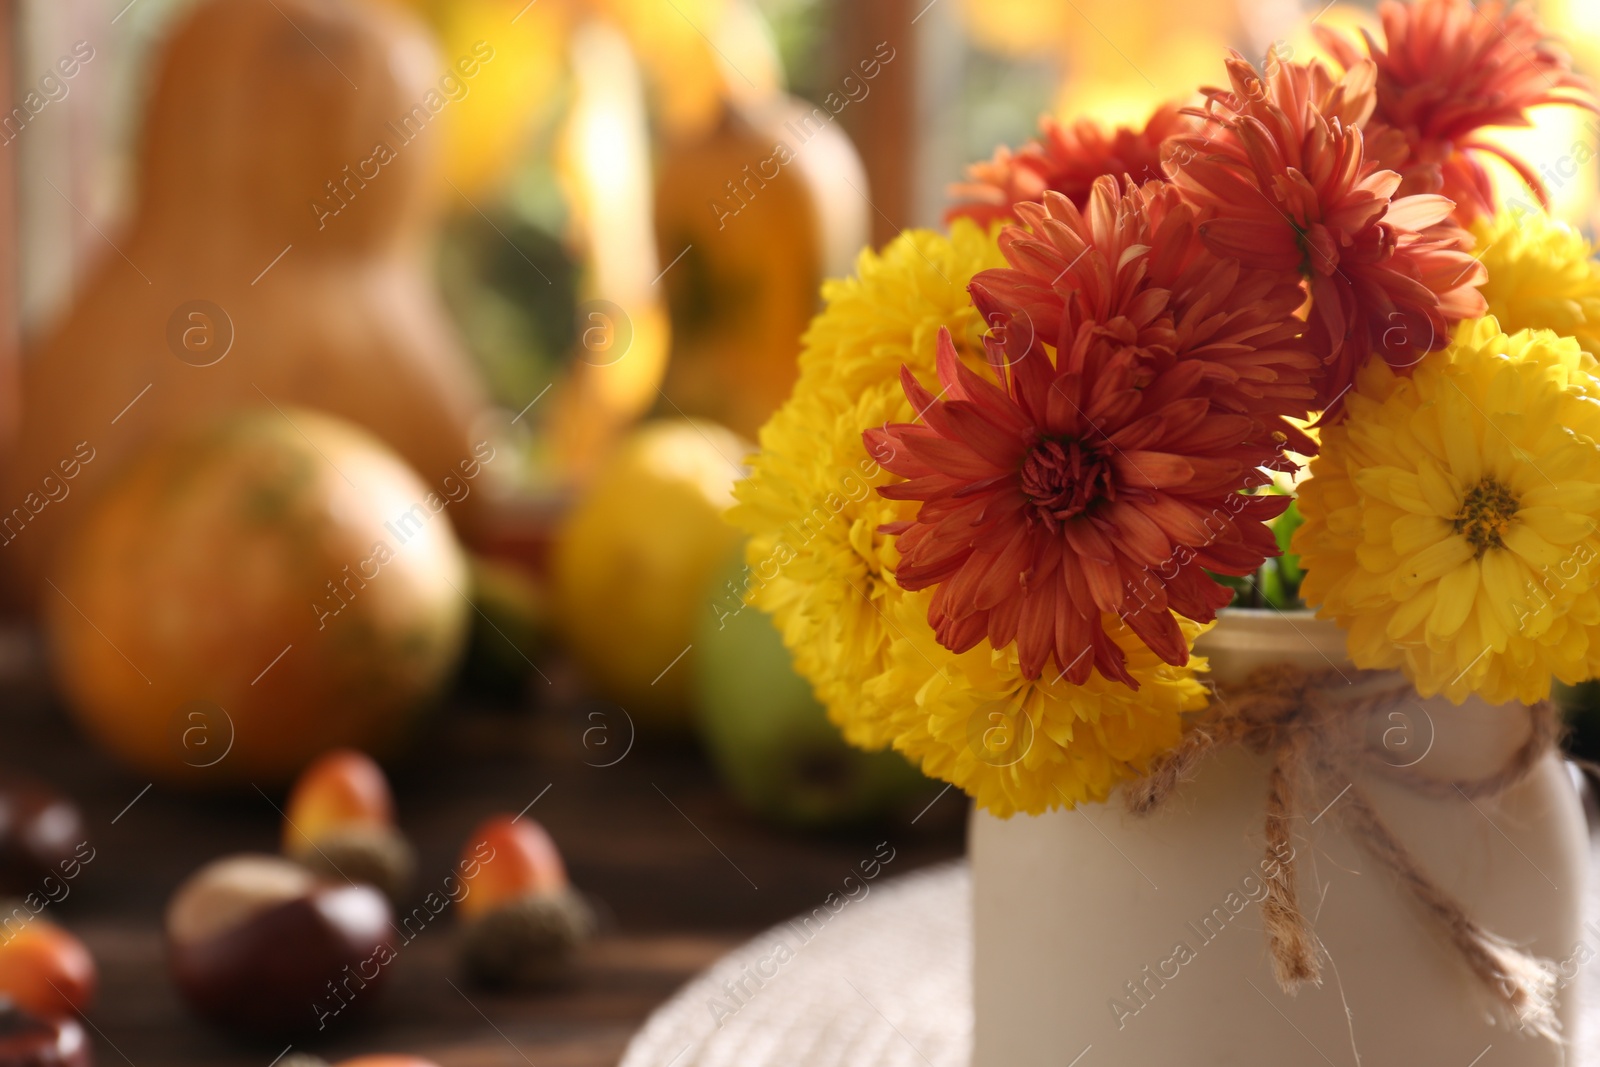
[866,179,1313,686]
[1316,0,1598,224]
[1168,49,1486,411]
[974,179,1320,456]
[945,104,1195,227]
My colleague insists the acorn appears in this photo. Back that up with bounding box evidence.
[0,779,86,896]
[457,816,594,988]
[0,1000,90,1067]
[0,913,96,1019]
[282,751,414,904]
[165,854,395,1037]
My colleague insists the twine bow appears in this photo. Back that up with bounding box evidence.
[1125,662,1564,1039]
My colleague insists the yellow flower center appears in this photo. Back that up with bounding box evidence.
[1453,478,1519,556]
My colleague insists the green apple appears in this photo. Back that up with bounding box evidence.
[693,550,927,826]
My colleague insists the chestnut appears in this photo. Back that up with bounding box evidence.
[0,915,96,1019]
[0,1000,89,1067]
[166,854,395,1037]
[282,751,414,905]
[457,816,593,988]
[0,779,86,896]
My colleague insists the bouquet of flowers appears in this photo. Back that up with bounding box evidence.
[732,0,1600,821]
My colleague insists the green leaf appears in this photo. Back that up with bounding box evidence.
[1208,569,1256,608]
[1274,499,1305,590]
[1259,558,1289,610]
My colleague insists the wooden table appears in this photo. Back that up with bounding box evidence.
[0,661,967,1067]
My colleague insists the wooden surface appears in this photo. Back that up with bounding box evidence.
[0,658,967,1067]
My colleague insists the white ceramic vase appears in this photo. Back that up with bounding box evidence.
[970,609,1589,1066]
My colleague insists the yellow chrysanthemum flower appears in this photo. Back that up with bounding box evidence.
[1474,210,1600,359]
[871,593,1209,817]
[1295,316,1600,705]
[795,219,1007,395]
[730,379,913,749]
[731,219,1211,812]
[731,220,1004,748]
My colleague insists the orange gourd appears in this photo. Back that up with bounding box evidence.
[46,409,471,786]
[2,0,490,608]
[653,94,870,438]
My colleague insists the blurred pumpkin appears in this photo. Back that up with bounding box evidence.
[392,0,755,144]
[385,0,766,170]
[392,12,675,491]
[550,419,748,728]
[2,0,490,610]
[378,0,567,196]
[956,0,1238,127]
[46,410,471,786]
[653,93,869,438]
[538,21,673,484]
[385,0,794,480]
[590,0,776,139]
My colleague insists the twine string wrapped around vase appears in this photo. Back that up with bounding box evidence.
[1124,662,1563,1039]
